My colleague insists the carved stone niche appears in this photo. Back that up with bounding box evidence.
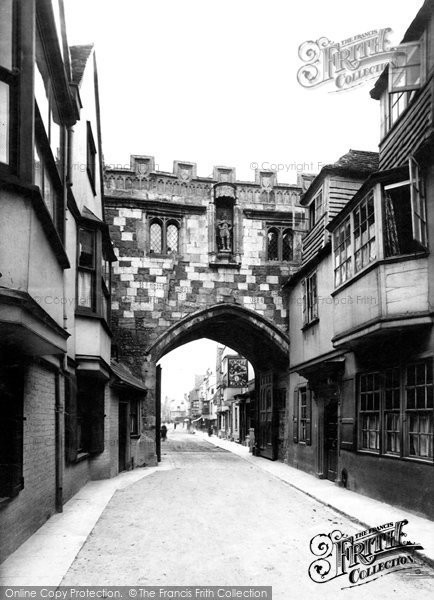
[173,161,197,182]
[130,155,155,178]
[213,166,236,184]
[209,182,241,267]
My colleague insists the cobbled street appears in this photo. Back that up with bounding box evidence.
[60,429,434,599]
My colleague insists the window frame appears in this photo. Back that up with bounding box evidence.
[309,188,324,228]
[266,224,294,262]
[357,359,434,462]
[302,271,318,326]
[148,216,181,256]
[0,0,18,173]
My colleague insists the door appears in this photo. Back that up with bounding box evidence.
[118,402,128,472]
[324,401,338,481]
[258,372,276,460]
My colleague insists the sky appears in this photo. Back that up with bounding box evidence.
[63,0,424,400]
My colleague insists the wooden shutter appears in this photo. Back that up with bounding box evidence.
[0,365,24,497]
[64,373,78,463]
[88,382,105,454]
[340,378,356,451]
[305,387,312,446]
[293,387,299,443]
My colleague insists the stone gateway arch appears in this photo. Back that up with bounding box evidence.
[104,156,308,460]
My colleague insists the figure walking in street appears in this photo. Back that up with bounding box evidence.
[160,424,167,441]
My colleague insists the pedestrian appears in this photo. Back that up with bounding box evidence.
[161,424,167,441]
[208,425,213,437]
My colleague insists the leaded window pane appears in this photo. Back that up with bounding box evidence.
[167,224,179,253]
[267,229,278,261]
[150,222,162,254]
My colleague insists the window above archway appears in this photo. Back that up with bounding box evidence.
[149,216,181,256]
[266,224,293,262]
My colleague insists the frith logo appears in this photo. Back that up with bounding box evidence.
[297,29,394,91]
[308,519,423,587]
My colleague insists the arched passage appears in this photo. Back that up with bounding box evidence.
[147,303,290,372]
[143,303,290,461]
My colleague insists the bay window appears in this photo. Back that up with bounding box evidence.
[333,218,352,286]
[358,359,434,461]
[332,158,427,289]
[354,190,376,273]
[78,228,96,310]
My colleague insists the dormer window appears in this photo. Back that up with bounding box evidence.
[389,42,424,93]
[309,189,324,227]
[381,40,425,137]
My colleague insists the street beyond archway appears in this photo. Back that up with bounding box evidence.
[60,429,434,599]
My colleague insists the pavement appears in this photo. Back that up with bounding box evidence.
[0,427,433,594]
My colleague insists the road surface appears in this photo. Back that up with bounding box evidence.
[61,428,434,599]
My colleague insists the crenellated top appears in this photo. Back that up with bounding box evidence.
[103,155,306,216]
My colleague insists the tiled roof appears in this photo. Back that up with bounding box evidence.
[70,44,94,84]
[325,149,379,174]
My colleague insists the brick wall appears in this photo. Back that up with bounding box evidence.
[0,363,56,563]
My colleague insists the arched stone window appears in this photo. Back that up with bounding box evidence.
[150,220,163,254]
[149,217,180,255]
[282,229,293,261]
[266,225,294,262]
[267,228,279,261]
[166,221,179,254]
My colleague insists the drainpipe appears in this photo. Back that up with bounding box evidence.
[55,369,63,512]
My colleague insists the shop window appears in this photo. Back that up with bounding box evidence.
[357,359,434,461]
[149,217,180,255]
[266,225,293,261]
[359,373,381,452]
[302,271,318,326]
[65,374,105,462]
[406,360,433,459]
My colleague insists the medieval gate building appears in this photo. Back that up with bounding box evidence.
[104,156,308,460]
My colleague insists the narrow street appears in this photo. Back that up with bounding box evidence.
[60,428,434,599]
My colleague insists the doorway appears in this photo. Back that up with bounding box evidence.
[324,401,338,481]
[118,402,128,472]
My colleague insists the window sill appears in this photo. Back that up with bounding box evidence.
[130,434,141,439]
[301,317,319,332]
[331,251,429,297]
[356,449,434,465]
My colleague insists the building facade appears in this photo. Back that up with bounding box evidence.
[105,160,308,460]
[285,0,434,520]
[0,0,146,563]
